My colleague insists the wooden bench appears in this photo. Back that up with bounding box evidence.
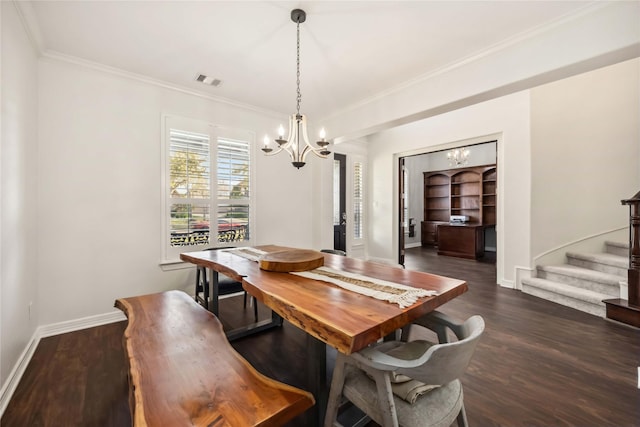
[115,290,314,426]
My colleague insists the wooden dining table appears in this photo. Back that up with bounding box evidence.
[180,245,467,426]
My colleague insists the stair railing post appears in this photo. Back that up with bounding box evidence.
[622,190,640,308]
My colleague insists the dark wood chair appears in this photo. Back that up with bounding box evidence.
[195,247,258,321]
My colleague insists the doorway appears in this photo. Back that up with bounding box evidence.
[398,141,498,263]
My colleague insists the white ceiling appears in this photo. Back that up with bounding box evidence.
[22,0,596,119]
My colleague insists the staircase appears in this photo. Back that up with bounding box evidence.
[522,241,628,317]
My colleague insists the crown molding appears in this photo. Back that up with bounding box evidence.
[13,1,284,119]
[41,51,286,119]
[12,0,45,54]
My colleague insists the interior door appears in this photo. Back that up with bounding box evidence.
[398,157,406,266]
[333,153,347,252]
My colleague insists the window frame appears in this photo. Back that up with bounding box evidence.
[161,115,255,264]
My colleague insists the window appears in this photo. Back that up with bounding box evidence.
[162,116,253,262]
[353,161,364,240]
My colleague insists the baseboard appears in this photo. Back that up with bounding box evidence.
[0,331,40,416]
[404,242,423,249]
[38,310,126,338]
[514,265,534,290]
[499,278,515,289]
[0,310,127,417]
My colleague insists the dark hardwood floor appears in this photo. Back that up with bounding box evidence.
[2,247,639,426]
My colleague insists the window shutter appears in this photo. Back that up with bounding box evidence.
[354,161,363,240]
[169,129,210,199]
[168,129,211,247]
[216,137,251,243]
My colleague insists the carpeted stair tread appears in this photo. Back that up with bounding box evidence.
[605,240,629,249]
[538,264,624,284]
[605,240,629,257]
[565,251,628,268]
[522,278,609,305]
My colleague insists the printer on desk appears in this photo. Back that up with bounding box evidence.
[449,215,469,224]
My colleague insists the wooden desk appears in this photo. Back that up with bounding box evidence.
[437,223,487,259]
[181,246,467,426]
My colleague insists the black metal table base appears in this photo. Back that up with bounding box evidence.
[225,311,284,341]
[208,268,326,427]
[304,335,328,427]
[207,268,284,341]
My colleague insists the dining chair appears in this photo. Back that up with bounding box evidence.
[324,311,485,427]
[321,249,347,256]
[195,247,258,321]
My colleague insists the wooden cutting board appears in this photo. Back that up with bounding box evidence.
[259,249,325,272]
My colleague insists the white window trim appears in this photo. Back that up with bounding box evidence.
[160,114,255,265]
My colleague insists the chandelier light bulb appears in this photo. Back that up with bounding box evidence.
[262,135,273,153]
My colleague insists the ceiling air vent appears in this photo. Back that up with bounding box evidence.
[195,74,222,87]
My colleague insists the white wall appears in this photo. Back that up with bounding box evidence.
[1,2,39,383]
[366,93,531,287]
[530,58,640,259]
[36,57,318,326]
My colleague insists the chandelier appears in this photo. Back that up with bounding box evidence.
[261,9,330,169]
[447,147,470,167]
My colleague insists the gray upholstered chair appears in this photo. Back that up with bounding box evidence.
[325,311,484,427]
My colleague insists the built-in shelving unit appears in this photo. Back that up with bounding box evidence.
[421,164,496,248]
[450,170,481,223]
[482,168,497,225]
[422,173,449,244]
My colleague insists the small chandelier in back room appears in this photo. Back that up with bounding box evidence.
[447,146,470,167]
[261,9,331,169]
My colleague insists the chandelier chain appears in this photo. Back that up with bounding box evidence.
[296,21,301,115]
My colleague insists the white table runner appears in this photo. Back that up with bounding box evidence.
[221,247,267,262]
[292,266,437,308]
